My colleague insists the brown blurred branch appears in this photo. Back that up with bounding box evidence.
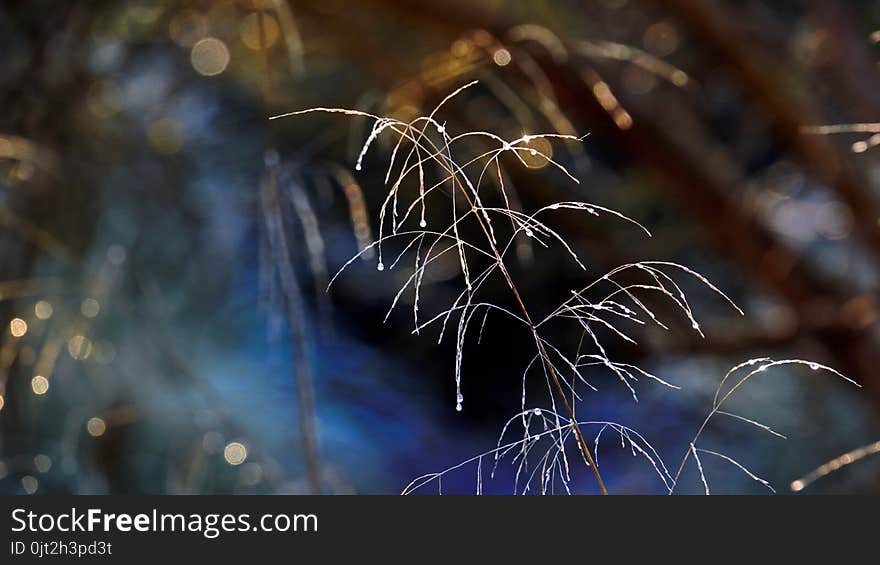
[657,0,880,257]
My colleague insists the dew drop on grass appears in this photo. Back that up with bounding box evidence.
[376,262,385,271]
[455,403,462,412]
[691,320,700,331]
[457,393,464,403]
[355,163,362,171]
[533,408,541,416]
[419,219,427,228]
[809,363,819,370]
[524,228,533,237]
[529,149,537,156]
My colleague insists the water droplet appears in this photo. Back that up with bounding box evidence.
[376,262,385,271]
[355,163,362,171]
[419,219,427,228]
[549,203,559,210]
[808,363,819,370]
[524,228,533,237]
[502,142,511,151]
[436,125,445,134]
[455,403,462,412]
[691,320,700,330]
[456,393,464,403]
[529,148,537,156]
[532,408,542,416]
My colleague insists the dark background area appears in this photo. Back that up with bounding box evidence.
[1,0,879,494]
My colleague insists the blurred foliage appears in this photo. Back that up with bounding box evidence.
[1,0,880,494]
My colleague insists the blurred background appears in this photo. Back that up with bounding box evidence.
[1,0,880,495]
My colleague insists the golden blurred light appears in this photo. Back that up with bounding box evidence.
[592,81,617,111]
[9,318,27,338]
[191,37,230,76]
[31,375,49,395]
[21,475,38,495]
[240,12,280,50]
[519,137,553,169]
[169,10,208,47]
[451,39,473,57]
[852,133,880,154]
[670,70,689,87]
[643,21,680,56]
[81,298,101,318]
[68,335,93,360]
[87,417,107,437]
[389,104,420,123]
[492,48,512,66]
[613,108,634,130]
[147,118,183,155]
[472,29,493,47]
[335,170,373,260]
[34,301,53,320]
[223,441,248,465]
[589,73,633,129]
[388,79,425,107]
[790,479,804,492]
[0,395,4,411]
[33,454,52,473]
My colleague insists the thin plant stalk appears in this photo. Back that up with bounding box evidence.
[261,173,323,494]
[258,5,323,493]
